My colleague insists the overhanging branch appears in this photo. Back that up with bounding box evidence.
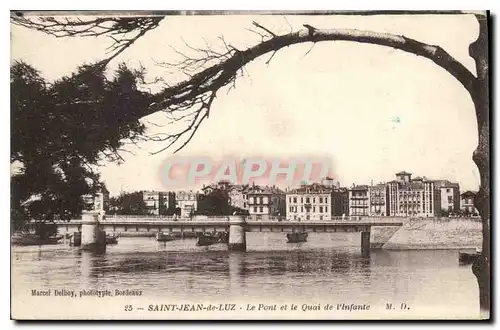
[138,24,478,152]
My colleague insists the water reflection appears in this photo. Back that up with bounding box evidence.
[11,235,479,312]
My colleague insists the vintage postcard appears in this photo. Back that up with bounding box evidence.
[10,10,490,320]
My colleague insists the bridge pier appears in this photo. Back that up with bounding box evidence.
[228,216,247,252]
[81,211,106,252]
[361,231,371,257]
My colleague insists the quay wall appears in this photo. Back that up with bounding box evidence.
[373,217,482,250]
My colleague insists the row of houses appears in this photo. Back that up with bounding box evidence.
[101,171,478,219]
[349,171,460,217]
[134,181,287,218]
[287,171,478,220]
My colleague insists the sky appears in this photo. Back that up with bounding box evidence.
[10,13,482,196]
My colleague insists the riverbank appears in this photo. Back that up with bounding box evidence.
[372,217,482,250]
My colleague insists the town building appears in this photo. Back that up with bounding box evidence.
[201,180,232,195]
[331,187,349,216]
[201,181,249,211]
[349,185,370,216]
[176,190,198,217]
[321,176,340,188]
[460,191,478,216]
[142,190,160,215]
[247,184,285,219]
[287,183,333,221]
[228,185,249,210]
[434,180,461,214]
[368,183,389,216]
[387,171,440,217]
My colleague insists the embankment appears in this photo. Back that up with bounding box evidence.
[372,217,482,250]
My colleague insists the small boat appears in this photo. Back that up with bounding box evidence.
[106,234,119,245]
[11,233,63,246]
[459,250,481,265]
[217,232,229,244]
[287,232,308,243]
[196,232,229,246]
[156,232,176,242]
[196,234,220,246]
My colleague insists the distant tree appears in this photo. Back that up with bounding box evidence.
[195,189,232,216]
[160,205,179,216]
[109,192,148,215]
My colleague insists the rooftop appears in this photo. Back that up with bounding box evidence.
[350,185,369,191]
[396,171,412,176]
[288,183,334,194]
[246,185,285,195]
[434,180,460,188]
[461,190,477,197]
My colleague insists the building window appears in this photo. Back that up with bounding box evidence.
[319,197,323,203]
[319,206,323,213]
[448,196,453,203]
[313,206,316,212]
[446,188,451,193]
[293,197,297,203]
[320,215,323,220]
[306,215,310,220]
[301,198,303,203]
[301,206,303,212]
[260,206,263,212]
[325,197,328,203]
[253,207,257,212]
[289,197,292,203]
[325,206,328,213]
[259,197,263,204]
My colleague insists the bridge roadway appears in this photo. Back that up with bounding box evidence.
[55,216,403,255]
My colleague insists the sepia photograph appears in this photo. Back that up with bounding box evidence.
[10,10,490,320]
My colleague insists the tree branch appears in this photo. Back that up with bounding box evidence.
[12,17,479,155]
[134,24,478,153]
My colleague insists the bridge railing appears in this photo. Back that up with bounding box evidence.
[95,214,406,223]
[102,215,232,222]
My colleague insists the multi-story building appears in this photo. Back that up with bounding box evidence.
[331,187,349,216]
[321,176,340,188]
[387,171,440,217]
[201,181,249,211]
[176,190,198,217]
[247,184,285,219]
[434,180,461,214]
[368,183,389,216]
[349,185,370,216]
[142,190,160,215]
[201,180,232,195]
[460,191,478,216]
[228,185,249,210]
[286,183,333,221]
[137,191,177,215]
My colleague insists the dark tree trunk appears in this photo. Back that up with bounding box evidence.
[469,14,490,314]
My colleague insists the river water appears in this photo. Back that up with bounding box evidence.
[11,233,481,319]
